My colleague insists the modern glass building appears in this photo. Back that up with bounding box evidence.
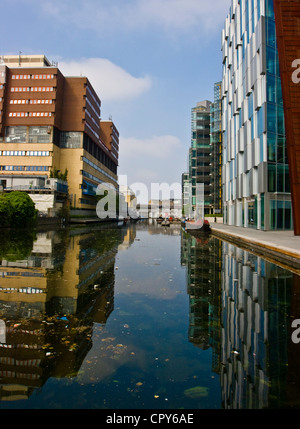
[221,0,292,230]
[210,82,223,215]
[189,100,212,215]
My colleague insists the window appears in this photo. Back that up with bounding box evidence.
[1,150,26,156]
[11,87,30,92]
[5,126,27,142]
[12,74,31,80]
[60,131,82,148]
[31,74,54,79]
[25,166,49,171]
[9,112,29,117]
[28,126,51,143]
[10,99,28,104]
[28,112,52,117]
[31,86,54,92]
[29,99,52,104]
[0,165,25,171]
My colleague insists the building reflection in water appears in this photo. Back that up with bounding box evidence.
[181,230,222,374]
[0,225,135,402]
[181,231,300,409]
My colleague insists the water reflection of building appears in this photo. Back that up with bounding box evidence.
[145,219,181,236]
[181,231,222,373]
[0,225,133,402]
[221,242,300,409]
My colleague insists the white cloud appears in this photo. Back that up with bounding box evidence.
[120,135,182,159]
[33,0,230,36]
[136,0,230,33]
[58,58,151,102]
[118,135,185,203]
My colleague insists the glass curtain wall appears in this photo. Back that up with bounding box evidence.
[265,0,292,230]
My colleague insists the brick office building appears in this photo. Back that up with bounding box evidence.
[0,54,119,211]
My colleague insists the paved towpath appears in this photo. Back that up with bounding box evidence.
[210,222,300,272]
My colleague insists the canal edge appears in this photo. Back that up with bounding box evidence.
[211,228,300,275]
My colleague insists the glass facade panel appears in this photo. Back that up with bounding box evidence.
[60,131,82,148]
[267,75,276,103]
[285,165,290,192]
[277,106,285,135]
[28,126,51,143]
[266,0,275,19]
[267,103,276,132]
[270,199,292,230]
[267,132,276,161]
[257,105,265,136]
[266,46,276,75]
[4,126,27,143]
[268,164,276,192]
[277,164,284,192]
[221,0,292,230]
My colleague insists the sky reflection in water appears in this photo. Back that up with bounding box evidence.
[0,221,299,409]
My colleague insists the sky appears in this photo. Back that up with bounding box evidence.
[1,0,231,203]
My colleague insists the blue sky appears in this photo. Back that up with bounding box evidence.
[1,0,231,203]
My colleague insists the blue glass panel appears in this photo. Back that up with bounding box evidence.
[267,132,276,161]
[266,46,276,75]
[257,104,265,136]
[268,164,276,192]
[260,135,264,163]
[265,0,275,19]
[277,164,284,192]
[266,17,276,48]
[285,165,291,193]
[267,74,276,103]
[248,92,253,119]
[277,106,285,136]
[267,103,276,132]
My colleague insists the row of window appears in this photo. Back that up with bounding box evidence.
[82,156,117,183]
[80,198,97,206]
[86,108,100,129]
[10,99,53,104]
[12,74,54,80]
[1,126,53,144]
[9,112,52,117]
[0,271,44,277]
[0,150,50,156]
[85,120,100,141]
[11,87,54,92]
[0,166,49,171]
[86,96,100,118]
[86,85,101,111]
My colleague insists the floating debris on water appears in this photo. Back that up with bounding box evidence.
[184,386,209,398]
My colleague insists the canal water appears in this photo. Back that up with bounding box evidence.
[0,221,299,409]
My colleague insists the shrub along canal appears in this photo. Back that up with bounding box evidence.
[0,220,299,409]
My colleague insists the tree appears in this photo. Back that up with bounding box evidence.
[5,191,37,227]
[0,228,36,261]
[0,194,13,227]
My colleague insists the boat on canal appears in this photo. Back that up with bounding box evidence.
[182,217,211,235]
[156,216,164,224]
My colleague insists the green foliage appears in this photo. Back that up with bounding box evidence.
[0,194,13,227]
[0,228,36,261]
[50,166,68,181]
[57,205,70,221]
[0,191,37,228]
